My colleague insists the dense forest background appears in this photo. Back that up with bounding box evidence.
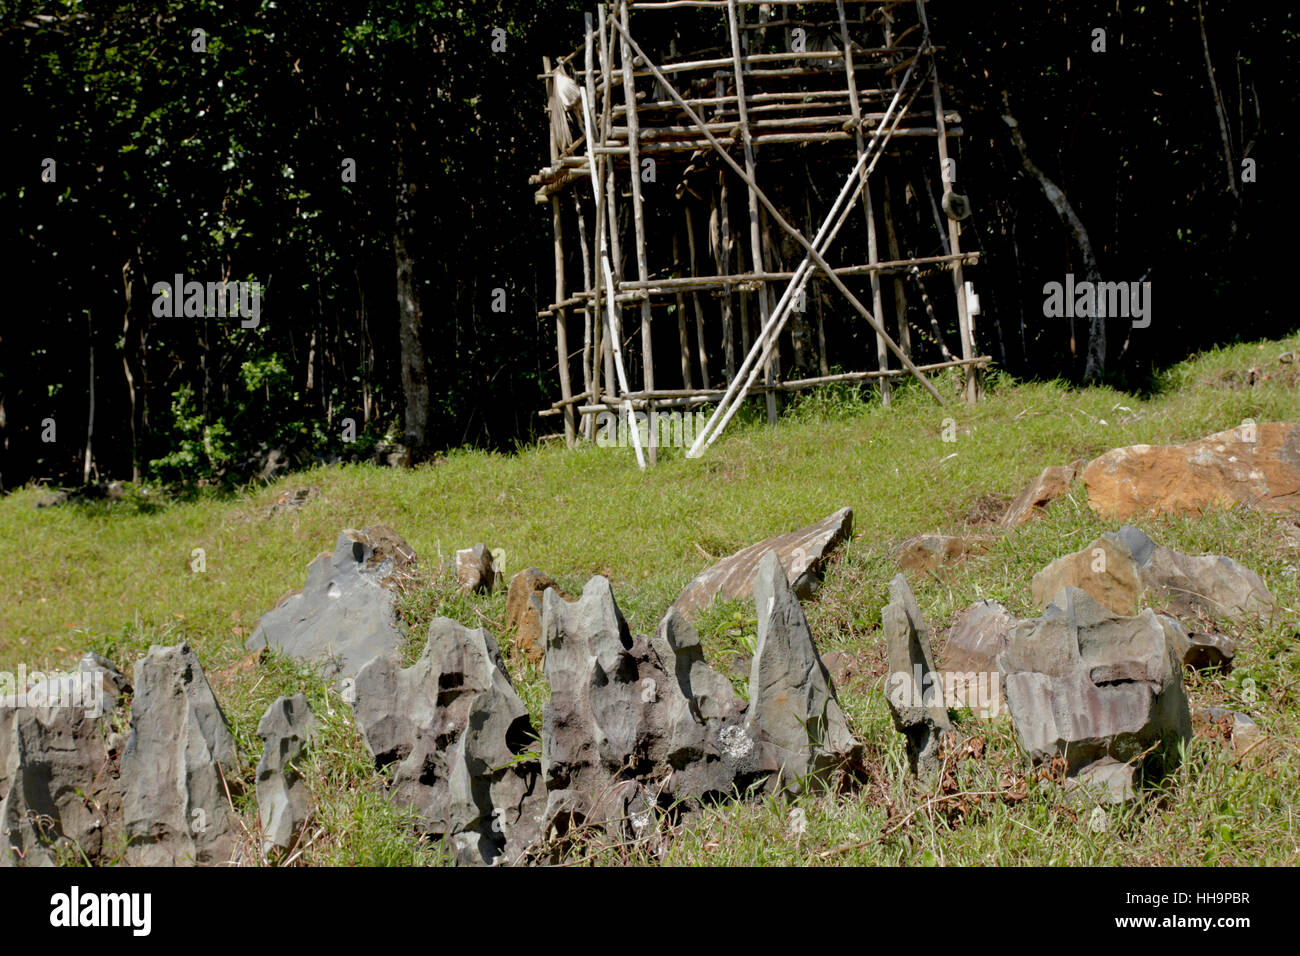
[0,1,1290,489]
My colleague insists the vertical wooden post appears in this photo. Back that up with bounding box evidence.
[573,192,596,439]
[544,55,576,446]
[714,76,737,384]
[803,190,830,376]
[882,174,912,360]
[727,0,777,425]
[930,68,976,403]
[684,205,712,389]
[585,14,609,412]
[837,0,890,407]
[597,6,618,398]
[673,229,693,389]
[552,197,576,444]
[916,0,976,403]
[880,0,911,364]
[618,0,657,463]
[83,308,95,485]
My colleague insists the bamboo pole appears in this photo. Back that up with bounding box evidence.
[585,14,610,432]
[545,56,577,446]
[598,7,618,397]
[538,356,996,417]
[581,83,646,469]
[573,191,596,440]
[683,204,711,389]
[916,0,976,403]
[618,0,658,464]
[712,74,737,385]
[552,196,576,444]
[836,0,890,407]
[882,174,912,360]
[672,228,693,389]
[726,0,778,425]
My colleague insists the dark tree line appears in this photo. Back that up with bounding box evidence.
[0,1,1289,490]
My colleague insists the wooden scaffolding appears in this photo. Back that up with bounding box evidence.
[533,0,990,466]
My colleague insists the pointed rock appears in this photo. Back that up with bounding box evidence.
[743,551,857,794]
[1031,535,1142,617]
[1000,460,1088,529]
[1110,525,1273,622]
[247,525,417,678]
[650,606,755,800]
[540,575,758,836]
[881,574,953,781]
[256,694,317,853]
[352,618,543,866]
[0,654,130,866]
[122,643,241,866]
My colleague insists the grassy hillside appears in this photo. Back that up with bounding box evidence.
[3,335,1299,866]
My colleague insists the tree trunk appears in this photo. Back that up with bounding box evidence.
[83,309,95,485]
[1003,94,1103,380]
[394,136,431,460]
[121,256,143,482]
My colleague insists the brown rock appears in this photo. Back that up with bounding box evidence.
[671,507,853,618]
[1030,535,1142,616]
[506,568,572,663]
[456,543,502,595]
[1083,422,1300,519]
[1192,707,1262,757]
[897,533,991,574]
[819,650,860,690]
[1001,459,1088,528]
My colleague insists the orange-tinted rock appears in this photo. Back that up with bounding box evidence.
[1001,459,1088,528]
[1030,535,1142,616]
[506,568,571,663]
[1083,423,1300,519]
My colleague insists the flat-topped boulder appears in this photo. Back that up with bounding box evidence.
[1030,525,1273,623]
[997,588,1192,798]
[672,507,852,617]
[1084,422,1300,519]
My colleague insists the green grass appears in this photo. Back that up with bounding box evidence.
[3,334,1299,865]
